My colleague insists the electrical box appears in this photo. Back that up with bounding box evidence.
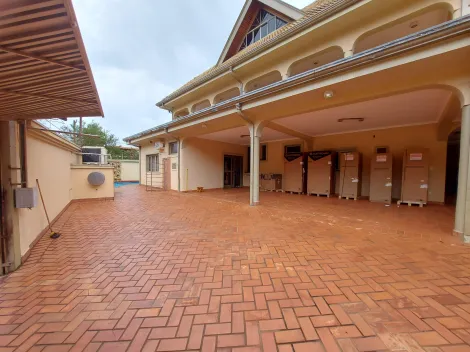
[338,152,362,200]
[400,148,429,206]
[370,152,393,203]
[14,187,38,209]
[307,151,335,196]
[283,153,304,193]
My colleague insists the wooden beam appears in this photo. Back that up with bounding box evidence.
[0,88,96,105]
[0,45,85,72]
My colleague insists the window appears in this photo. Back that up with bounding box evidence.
[169,142,178,154]
[239,10,287,52]
[284,144,302,155]
[146,154,159,172]
[261,144,267,161]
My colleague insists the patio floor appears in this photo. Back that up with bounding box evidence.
[1,185,470,352]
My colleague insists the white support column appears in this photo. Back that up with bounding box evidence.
[249,122,265,206]
[455,104,470,238]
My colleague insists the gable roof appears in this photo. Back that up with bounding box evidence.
[157,0,358,108]
[217,0,305,66]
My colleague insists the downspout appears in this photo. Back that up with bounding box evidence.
[138,146,142,185]
[19,121,27,188]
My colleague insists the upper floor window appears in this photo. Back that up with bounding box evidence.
[169,142,178,155]
[239,9,287,52]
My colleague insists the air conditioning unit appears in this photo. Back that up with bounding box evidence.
[154,141,165,149]
[82,146,108,164]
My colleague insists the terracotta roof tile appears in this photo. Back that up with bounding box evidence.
[158,0,353,106]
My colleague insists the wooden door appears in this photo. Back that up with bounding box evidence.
[163,158,171,190]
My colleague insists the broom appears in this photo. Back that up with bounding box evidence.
[36,179,61,239]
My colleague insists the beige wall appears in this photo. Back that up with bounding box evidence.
[259,124,447,203]
[71,165,114,200]
[120,160,139,181]
[181,138,247,191]
[17,132,78,256]
[140,141,179,190]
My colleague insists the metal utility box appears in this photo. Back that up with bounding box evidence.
[283,152,304,193]
[338,152,362,200]
[399,148,429,206]
[370,152,393,203]
[307,151,335,196]
[260,174,282,191]
[14,187,38,208]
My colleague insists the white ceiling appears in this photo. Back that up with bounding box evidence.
[200,126,292,145]
[198,89,452,145]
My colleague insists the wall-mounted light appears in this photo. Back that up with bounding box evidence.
[338,117,365,123]
[324,90,335,99]
[410,21,419,29]
[201,124,208,129]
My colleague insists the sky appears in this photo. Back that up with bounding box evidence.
[72,0,314,143]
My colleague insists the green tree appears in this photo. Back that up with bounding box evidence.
[61,120,137,160]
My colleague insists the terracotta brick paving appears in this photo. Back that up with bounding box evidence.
[1,185,470,351]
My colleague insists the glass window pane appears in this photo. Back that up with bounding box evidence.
[276,18,287,29]
[246,31,253,45]
[267,17,276,34]
[253,28,260,42]
[259,9,268,22]
[260,23,268,38]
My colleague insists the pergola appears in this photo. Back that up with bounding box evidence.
[0,0,103,121]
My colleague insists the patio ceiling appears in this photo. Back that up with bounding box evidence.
[0,0,103,121]
[198,88,454,144]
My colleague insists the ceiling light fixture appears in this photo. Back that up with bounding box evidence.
[338,117,365,123]
[324,90,334,99]
[201,124,208,129]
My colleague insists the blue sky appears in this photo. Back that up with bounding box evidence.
[73,0,313,142]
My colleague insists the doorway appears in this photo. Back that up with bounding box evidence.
[224,155,243,188]
[445,129,460,205]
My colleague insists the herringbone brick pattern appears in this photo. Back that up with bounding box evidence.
[0,185,469,352]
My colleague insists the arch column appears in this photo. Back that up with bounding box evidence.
[455,104,470,241]
[249,121,266,206]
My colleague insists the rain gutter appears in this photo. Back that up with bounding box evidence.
[126,15,470,143]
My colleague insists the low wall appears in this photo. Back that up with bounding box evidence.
[71,165,115,200]
[110,159,139,182]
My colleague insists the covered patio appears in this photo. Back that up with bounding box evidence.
[0,185,468,351]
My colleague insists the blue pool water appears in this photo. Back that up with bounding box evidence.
[114,181,139,188]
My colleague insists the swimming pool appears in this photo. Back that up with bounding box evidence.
[114,181,139,188]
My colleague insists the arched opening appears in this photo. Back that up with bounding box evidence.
[446,128,460,205]
[244,71,282,93]
[173,108,189,119]
[288,46,344,77]
[354,3,453,54]
[213,87,240,105]
[191,99,211,113]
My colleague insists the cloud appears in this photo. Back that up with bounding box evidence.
[72,0,315,142]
